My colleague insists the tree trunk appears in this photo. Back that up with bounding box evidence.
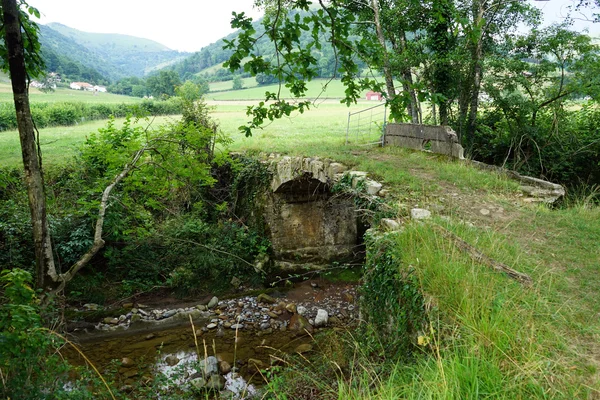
[465,1,485,149]
[399,32,419,124]
[1,0,57,291]
[371,0,397,109]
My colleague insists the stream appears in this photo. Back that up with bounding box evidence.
[63,279,358,397]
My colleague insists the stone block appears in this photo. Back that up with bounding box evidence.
[411,208,431,220]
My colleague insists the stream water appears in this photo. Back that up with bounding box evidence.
[63,279,358,396]
[64,323,314,394]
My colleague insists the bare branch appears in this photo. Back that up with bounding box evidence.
[51,146,148,293]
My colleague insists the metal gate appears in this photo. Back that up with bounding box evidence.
[345,103,387,146]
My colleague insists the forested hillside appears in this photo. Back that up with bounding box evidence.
[38,23,190,80]
[38,24,111,84]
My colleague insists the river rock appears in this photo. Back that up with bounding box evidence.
[206,374,225,391]
[342,292,354,303]
[295,343,313,354]
[314,309,328,327]
[257,293,277,304]
[231,323,244,330]
[289,314,313,334]
[121,357,135,368]
[207,296,219,309]
[122,369,138,379]
[164,355,179,366]
[219,360,232,374]
[206,323,217,330]
[122,302,134,309]
[119,385,133,393]
[199,356,219,377]
[285,303,297,313]
[190,377,207,390]
[247,358,267,374]
[196,304,207,311]
[259,322,271,330]
[296,305,307,316]
[82,303,100,311]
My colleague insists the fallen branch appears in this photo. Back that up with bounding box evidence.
[432,224,532,285]
[48,146,148,295]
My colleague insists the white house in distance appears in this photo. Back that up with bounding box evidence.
[69,82,107,93]
[365,90,383,101]
[70,81,93,91]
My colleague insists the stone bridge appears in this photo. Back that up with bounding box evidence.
[262,156,381,270]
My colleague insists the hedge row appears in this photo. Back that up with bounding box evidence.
[0,98,183,131]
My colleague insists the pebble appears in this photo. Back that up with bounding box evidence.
[230,324,244,330]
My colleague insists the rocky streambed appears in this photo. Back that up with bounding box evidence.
[64,280,358,398]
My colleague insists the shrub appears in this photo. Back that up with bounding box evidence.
[0,99,183,131]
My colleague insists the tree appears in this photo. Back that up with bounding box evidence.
[0,1,173,295]
[232,75,244,90]
[176,80,203,102]
[0,0,55,291]
[38,73,56,93]
[146,70,181,98]
[480,24,600,174]
[224,0,539,140]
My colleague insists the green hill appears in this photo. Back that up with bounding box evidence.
[39,24,114,83]
[41,23,191,79]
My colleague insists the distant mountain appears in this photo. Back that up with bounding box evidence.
[39,23,191,80]
[39,25,116,83]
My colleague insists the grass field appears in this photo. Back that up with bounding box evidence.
[0,100,385,166]
[209,77,258,92]
[208,78,368,100]
[0,115,178,167]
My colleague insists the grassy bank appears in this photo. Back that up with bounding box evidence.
[255,147,599,398]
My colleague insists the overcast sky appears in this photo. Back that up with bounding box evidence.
[27,0,600,53]
[27,0,264,52]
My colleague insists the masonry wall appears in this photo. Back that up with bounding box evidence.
[385,123,464,159]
